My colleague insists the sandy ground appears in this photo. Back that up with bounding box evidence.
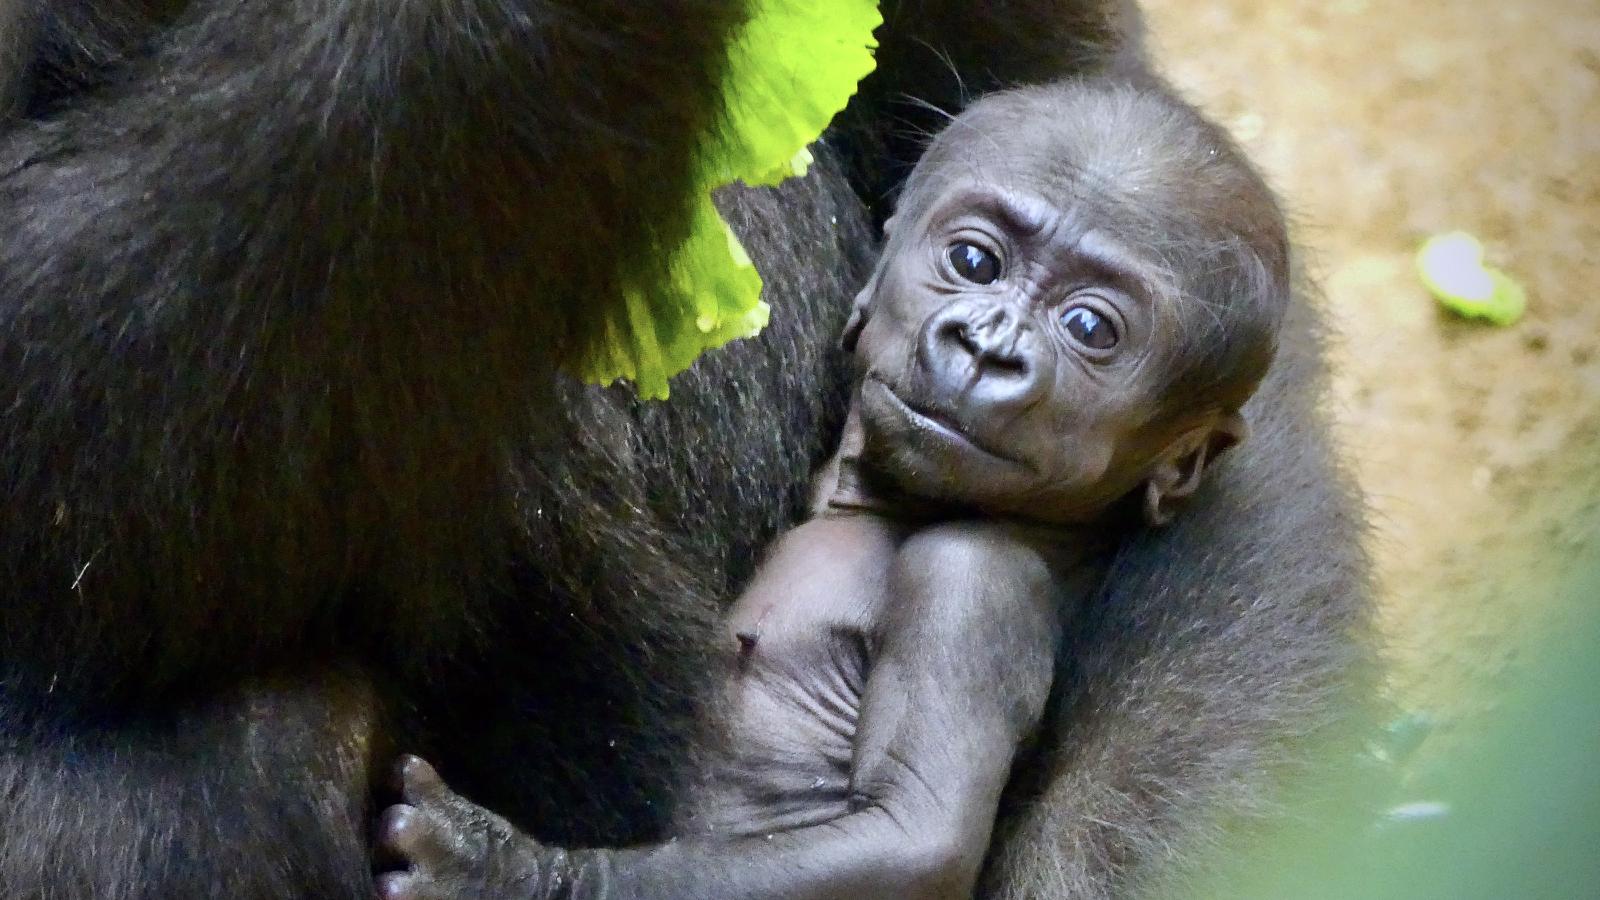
[1140,0,1600,729]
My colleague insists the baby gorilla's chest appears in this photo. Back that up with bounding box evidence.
[694,513,899,837]
[701,624,875,836]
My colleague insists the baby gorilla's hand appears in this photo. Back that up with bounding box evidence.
[375,755,561,900]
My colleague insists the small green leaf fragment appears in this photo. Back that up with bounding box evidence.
[1416,231,1526,326]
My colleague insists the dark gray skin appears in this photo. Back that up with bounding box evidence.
[374,80,1295,900]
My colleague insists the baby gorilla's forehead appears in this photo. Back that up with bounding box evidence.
[912,83,1272,252]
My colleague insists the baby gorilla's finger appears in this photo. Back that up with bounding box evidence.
[377,803,461,869]
[375,870,446,900]
[395,754,450,806]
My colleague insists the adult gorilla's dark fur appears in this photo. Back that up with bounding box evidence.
[0,2,1369,898]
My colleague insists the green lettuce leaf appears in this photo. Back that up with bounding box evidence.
[575,0,881,399]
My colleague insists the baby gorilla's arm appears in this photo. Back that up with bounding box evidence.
[377,521,1062,900]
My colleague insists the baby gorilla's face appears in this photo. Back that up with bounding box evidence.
[850,178,1192,524]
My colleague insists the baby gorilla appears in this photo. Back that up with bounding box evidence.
[376,78,1290,900]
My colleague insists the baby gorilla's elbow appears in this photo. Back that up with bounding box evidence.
[895,817,986,900]
[848,797,986,899]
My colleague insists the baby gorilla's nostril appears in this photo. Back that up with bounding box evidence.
[986,353,1028,376]
[937,315,1025,373]
[966,316,1030,377]
[939,319,980,358]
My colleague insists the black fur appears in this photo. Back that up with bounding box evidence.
[0,2,1369,898]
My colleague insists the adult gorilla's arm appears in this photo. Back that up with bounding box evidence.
[836,4,1372,897]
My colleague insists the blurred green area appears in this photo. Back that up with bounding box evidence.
[575,0,878,398]
[1170,564,1600,900]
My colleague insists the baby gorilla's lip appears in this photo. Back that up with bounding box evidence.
[867,376,1029,469]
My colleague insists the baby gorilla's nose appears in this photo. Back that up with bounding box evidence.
[918,302,1050,411]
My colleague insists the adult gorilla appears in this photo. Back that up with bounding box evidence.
[0,2,1367,898]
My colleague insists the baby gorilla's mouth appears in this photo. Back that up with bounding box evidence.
[867,376,1029,469]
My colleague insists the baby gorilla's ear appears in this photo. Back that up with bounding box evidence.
[840,282,873,353]
[1142,411,1249,526]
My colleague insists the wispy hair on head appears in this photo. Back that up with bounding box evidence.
[895,77,1292,420]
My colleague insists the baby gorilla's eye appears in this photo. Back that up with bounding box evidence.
[1061,306,1118,351]
[947,242,1000,284]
